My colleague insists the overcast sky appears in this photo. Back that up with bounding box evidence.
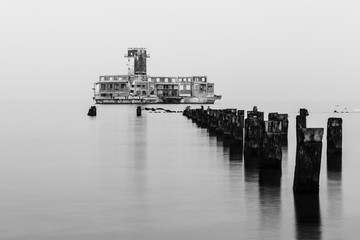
[1,0,359,103]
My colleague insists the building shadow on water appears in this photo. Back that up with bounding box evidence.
[294,193,322,240]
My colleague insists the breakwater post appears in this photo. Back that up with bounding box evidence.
[327,118,342,155]
[296,108,308,143]
[244,106,265,157]
[136,106,142,116]
[87,106,97,116]
[232,110,244,142]
[293,128,324,193]
[261,121,282,169]
[269,112,288,144]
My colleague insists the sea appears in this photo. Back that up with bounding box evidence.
[1,100,360,240]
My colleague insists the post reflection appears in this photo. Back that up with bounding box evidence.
[132,114,148,169]
[327,153,342,172]
[327,153,342,238]
[294,193,322,240]
[244,154,260,183]
[258,169,281,239]
[223,138,243,162]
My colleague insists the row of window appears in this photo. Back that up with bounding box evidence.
[100,83,127,90]
[156,85,178,90]
[179,85,191,90]
[147,77,206,83]
[100,76,128,81]
[100,83,207,91]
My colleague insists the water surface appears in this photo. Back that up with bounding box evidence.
[1,101,360,239]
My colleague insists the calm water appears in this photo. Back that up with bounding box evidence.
[1,101,360,240]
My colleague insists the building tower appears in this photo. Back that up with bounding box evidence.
[125,48,150,75]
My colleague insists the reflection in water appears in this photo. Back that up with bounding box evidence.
[281,136,288,147]
[131,115,148,169]
[327,154,342,172]
[294,194,321,240]
[244,154,260,183]
[259,169,281,239]
[327,153,342,238]
[223,138,243,162]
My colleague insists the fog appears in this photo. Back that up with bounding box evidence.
[1,0,359,103]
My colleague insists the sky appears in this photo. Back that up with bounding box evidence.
[1,0,360,103]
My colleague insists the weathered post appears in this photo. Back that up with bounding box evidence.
[293,128,324,193]
[232,110,244,142]
[327,118,342,155]
[223,111,235,139]
[136,106,142,116]
[182,106,191,117]
[215,112,225,135]
[244,107,265,156]
[261,121,282,169]
[278,114,289,144]
[208,110,218,133]
[296,108,308,144]
[87,106,97,116]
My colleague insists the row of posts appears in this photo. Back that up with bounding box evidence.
[183,106,342,194]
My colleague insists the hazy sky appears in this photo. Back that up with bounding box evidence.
[1,0,359,103]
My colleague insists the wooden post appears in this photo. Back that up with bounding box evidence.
[87,106,97,116]
[232,110,244,142]
[244,114,265,156]
[296,109,308,144]
[293,128,324,193]
[261,121,282,169]
[136,106,142,116]
[278,114,289,144]
[327,118,342,155]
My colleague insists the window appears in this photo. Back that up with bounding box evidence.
[101,84,106,90]
[108,84,113,89]
[188,78,191,82]
[172,78,176,82]
[202,77,205,81]
[121,84,126,89]
[148,77,152,81]
[114,84,119,90]
[105,76,110,80]
[180,85,184,90]
[165,78,168,83]
[156,78,160,82]
[186,85,191,90]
